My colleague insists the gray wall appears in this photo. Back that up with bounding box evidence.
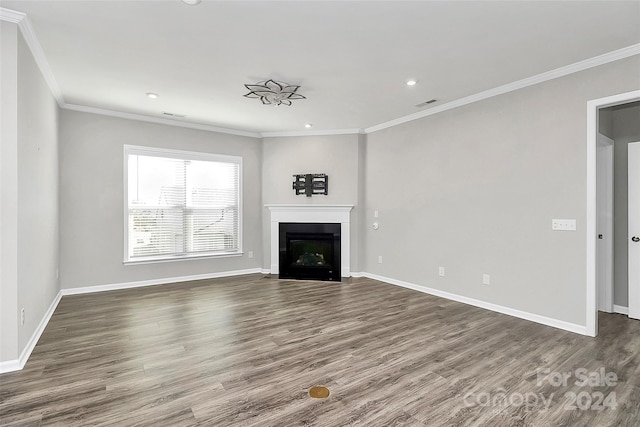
[1,22,20,363]
[1,22,60,364]
[612,104,640,307]
[17,29,60,353]
[261,134,362,272]
[599,109,614,139]
[355,133,367,274]
[362,56,640,326]
[59,111,262,289]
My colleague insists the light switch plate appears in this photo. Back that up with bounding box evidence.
[552,219,577,231]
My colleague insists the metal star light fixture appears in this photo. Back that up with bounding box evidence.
[244,79,306,106]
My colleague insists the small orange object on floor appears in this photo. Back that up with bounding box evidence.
[309,386,330,398]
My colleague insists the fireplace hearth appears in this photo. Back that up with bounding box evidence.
[279,222,341,281]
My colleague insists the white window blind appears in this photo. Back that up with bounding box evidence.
[124,146,241,262]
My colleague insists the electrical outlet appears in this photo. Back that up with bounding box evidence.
[248,251,254,259]
[378,255,383,264]
[374,210,379,218]
[439,267,445,277]
[482,274,490,285]
[21,308,25,326]
[552,219,577,231]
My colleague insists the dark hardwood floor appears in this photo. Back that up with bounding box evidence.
[1,274,639,426]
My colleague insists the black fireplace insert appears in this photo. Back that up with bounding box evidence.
[279,222,341,281]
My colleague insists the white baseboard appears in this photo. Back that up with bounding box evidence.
[1,268,263,373]
[1,268,589,374]
[360,272,588,336]
[613,304,629,315]
[61,268,263,296]
[0,359,21,373]
[0,290,62,374]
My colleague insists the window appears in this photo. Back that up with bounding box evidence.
[124,145,241,263]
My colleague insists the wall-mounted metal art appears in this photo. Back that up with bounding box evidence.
[292,174,328,197]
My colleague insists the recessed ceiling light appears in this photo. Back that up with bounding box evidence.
[406,80,417,86]
[181,0,201,5]
[146,92,159,99]
[305,124,312,128]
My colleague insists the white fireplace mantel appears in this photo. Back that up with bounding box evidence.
[266,204,353,277]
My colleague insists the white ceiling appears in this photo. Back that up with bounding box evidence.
[3,0,640,135]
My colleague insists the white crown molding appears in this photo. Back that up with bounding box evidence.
[62,103,261,138]
[2,7,639,138]
[1,7,65,106]
[75,42,637,138]
[365,43,640,134]
[0,7,24,23]
[261,128,364,138]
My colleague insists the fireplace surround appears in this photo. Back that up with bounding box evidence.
[266,205,353,279]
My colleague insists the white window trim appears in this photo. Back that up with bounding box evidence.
[123,144,243,264]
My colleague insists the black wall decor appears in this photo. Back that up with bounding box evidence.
[292,173,328,197]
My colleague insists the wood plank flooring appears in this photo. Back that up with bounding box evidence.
[1,274,639,426]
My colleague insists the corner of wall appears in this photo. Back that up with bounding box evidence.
[1,20,20,364]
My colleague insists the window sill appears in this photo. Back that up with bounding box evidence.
[124,252,243,265]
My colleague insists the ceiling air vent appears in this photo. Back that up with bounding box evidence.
[162,112,186,118]
[415,99,437,108]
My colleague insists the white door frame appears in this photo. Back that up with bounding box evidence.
[596,133,614,313]
[628,142,640,320]
[587,90,640,337]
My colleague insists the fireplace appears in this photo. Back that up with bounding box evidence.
[279,223,341,281]
[266,204,353,279]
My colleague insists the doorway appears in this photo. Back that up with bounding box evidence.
[629,142,640,319]
[588,90,640,336]
[596,133,613,313]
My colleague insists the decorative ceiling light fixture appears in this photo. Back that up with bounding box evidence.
[244,79,306,106]
[181,0,202,5]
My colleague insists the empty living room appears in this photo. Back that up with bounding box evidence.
[1,1,640,426]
